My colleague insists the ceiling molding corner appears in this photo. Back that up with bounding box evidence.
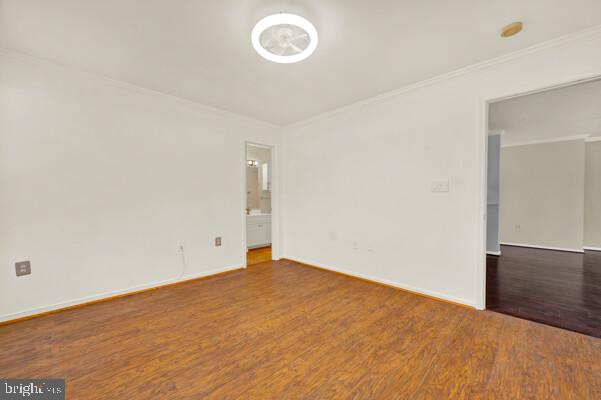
[585,135,601,142]
[502,134,590,148]
[0,47,281,130]
[285,24,601,130]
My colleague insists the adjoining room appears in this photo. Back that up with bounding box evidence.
[2,1,601,398]
[486,79,601,337]
[246,143,273,266]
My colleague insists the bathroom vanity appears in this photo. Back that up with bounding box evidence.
[246,213,271,248]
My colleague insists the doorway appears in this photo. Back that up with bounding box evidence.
[484,78,601,338]
[245,143,273,266]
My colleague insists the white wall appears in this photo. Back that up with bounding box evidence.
[499,140,585,251]
[281,27,601,308]
[585,141,601,249]
[0,51,280,321]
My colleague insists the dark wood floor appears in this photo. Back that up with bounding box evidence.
[1,259,601,399]
[487,245,601,338]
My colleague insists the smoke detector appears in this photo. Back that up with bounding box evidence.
[251,13,318,64]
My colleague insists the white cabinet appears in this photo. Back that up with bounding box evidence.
[247,214,271,248]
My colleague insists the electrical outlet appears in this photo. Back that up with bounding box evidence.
[15,261,31,277]
[215,237,222,247]
[431,180,450,192]
[352,241,359,250]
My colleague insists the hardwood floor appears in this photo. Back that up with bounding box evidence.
[246,245,272,266]
[487,245,601,338]
[1,259,600,399]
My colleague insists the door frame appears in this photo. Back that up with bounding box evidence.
[243,141,278,267]
[476,74,601,310]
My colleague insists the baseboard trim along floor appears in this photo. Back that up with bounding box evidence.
[583,246,601,252]
[0,265,243,325]
[500,242,584,253]
[283,257,476,309]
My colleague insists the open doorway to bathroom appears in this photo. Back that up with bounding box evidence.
[246,143,273,266]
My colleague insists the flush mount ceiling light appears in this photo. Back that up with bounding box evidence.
[251,13,318,64]
[501,21,523,38]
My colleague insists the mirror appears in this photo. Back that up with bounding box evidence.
[246,166,260,210]
[246,144,272,214]
[262,163,270,191]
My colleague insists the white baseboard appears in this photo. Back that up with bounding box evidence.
[486,250,501,256]
[247,244,272,250]
[583,246,601,252]
[0,264,242,323]
[500,242,584,253]
[283,256,476,309]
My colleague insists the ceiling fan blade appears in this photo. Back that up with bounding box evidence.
[289,33,308,42]
[289,42,302,53]
[262,37,277,48]
[272,46,286,56]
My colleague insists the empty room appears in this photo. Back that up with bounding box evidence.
[1,1,601,399]
[486,79,601,338]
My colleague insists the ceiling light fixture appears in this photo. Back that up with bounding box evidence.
[501,21,523,38]
[251,13,318,64]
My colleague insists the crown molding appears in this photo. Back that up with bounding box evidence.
[286,24,601,129]
[502,134,590,148]
[3,22,601,131]
[0,47,280,130]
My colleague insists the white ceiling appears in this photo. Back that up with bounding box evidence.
[490,79,601,146]
[2,1,601,125]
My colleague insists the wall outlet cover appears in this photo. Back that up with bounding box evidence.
[215,237,222,247]
[15,261,31,276]
[431,180,450,192]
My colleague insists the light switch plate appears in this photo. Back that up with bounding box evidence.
[431,180,450,193]
[15,261,31,276]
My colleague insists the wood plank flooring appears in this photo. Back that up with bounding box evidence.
[487,245,601,338]
[246,246,272,266]
[1,259,600,399]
